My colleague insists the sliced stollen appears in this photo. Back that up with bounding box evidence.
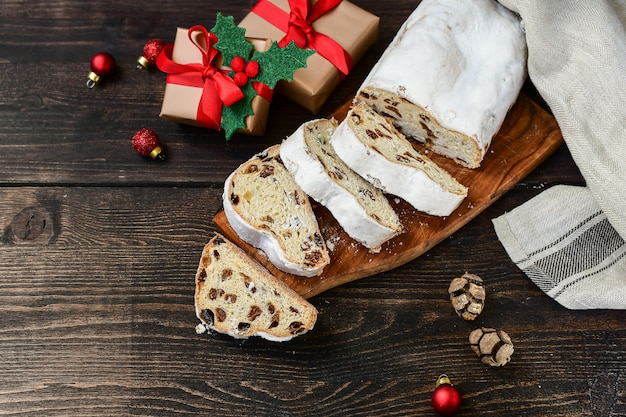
[280,118,403,251]
[330,102,468,217]
[356,0,527,168]
[194,234,318,341]
[223,145,330,277]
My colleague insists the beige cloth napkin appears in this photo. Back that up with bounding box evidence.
[492,0,626,309]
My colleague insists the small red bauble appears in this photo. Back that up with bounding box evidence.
[137,38,166,69]
[233,71,249,87]
[87,52,116,88]
[245,60,260,78]
[431,375,461,416]
[132,128,165,160]
[230,56,246,73]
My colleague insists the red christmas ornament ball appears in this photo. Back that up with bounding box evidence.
[91,52,116,76]
[138,38,166,69]
[132,128,165,160]
[431,375,461,416]
[87,52,116,88]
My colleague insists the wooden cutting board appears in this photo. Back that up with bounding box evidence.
[213,93,563,299]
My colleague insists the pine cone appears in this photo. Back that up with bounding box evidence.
[448,272,485,320]
[469,327,514,366]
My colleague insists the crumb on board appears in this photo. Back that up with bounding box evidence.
[326,234,340,252]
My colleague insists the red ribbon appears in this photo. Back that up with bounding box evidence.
[156,26,245,130]
[252,82,274,103]
[251,0,352,76]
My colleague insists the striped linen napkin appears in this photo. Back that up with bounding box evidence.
[493,0,626,309]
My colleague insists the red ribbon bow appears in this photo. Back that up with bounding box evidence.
[156,25,244,130]
[252,0,352,76]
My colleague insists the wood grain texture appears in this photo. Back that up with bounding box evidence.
[214,93,563,298]
[1,1,625,416]
[2,188,626,417]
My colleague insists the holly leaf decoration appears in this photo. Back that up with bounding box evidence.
[221,82,256,139]
[209,13,314,139]
[252,41,315,89]
[211,13,254,66]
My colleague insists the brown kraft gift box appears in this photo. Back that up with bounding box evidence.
[159,27,272,136]
[239,0,379,114]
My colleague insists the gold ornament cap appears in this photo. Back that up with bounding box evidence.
[86,71,100,88]
[149,145,165,160]
[137,55,151,69]
[435,374,453,388]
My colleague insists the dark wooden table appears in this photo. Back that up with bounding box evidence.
[2,1,625,416]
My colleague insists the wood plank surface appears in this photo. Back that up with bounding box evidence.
[1,1,625,416]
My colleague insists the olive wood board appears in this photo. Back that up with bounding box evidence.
[213,93,563,299]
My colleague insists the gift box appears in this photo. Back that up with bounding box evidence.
[159,27,273,137]
[239,0,379,114]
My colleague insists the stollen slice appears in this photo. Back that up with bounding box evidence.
[330,102,468,217]
[223,145,330,277]
[280,118,403,251]
[194,234,318,341]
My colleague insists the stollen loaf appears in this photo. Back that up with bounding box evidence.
[195,234,318,341]
[223,145,330,277]
[356,0,527,168]
[280,118,403,251]
[330,102,468,216]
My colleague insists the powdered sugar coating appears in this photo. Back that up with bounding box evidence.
[359,0,527,161]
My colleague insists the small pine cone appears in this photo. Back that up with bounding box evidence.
[469,327,514,367]
[448,272,485,320]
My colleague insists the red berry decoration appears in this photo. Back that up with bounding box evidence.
[132,128,165,160]
[431,375,461,416]
[137,38,166,69]
[245,60,260,78]
[87,52,116,88]
[230,56,246,73]
[233,71,249,87]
